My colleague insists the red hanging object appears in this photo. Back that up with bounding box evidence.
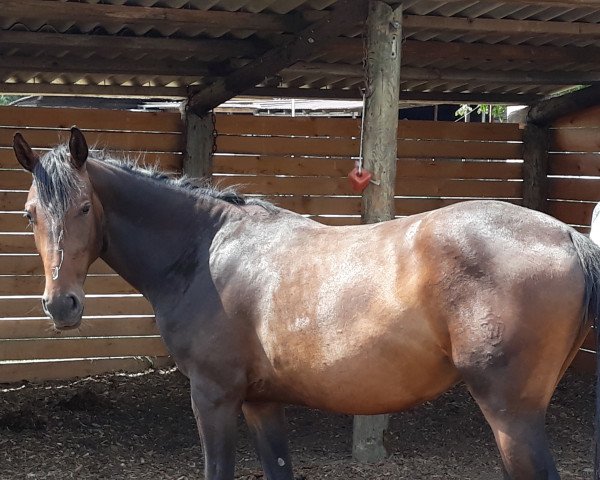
[348,162,372,193]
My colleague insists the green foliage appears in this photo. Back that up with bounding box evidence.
[0,95,24,106]
[454,104,507,122]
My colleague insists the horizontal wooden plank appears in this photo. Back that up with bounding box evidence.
[0,336,167,361]
[548,153,600,177]
[551,127,600,153]
[570,350,595,375]
[0,356,174,383]
[0,150,183,171]
[217,136,523,160]
[214,155,523,179]
[217,175,523,198]
[0,316,157,339]
[0,212,30,232]
[0,191,28,211]
[0,170,31,190]
[547,200,596,227]
[216,115,522,142]
[0,128,183,153]
[548,178,600,202]
[0,275,136,296]
[553,104,600,129]
[0,234,34,253]
[0,106,182,133]
[0,256,114,275]
[0,295,152,318]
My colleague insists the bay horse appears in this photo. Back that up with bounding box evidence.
[13,128,600,480]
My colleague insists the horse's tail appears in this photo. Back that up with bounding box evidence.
[570,226,600,480]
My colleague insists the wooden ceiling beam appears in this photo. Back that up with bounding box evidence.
[0,83,187,98]
[0,55,216,77]
[404,14,600,37]
[0,30,267,58]
[286,62,600,85]
[435,0,600,7]
[4,30,600,72]
[245,87,542,104]
[527,85,600,125]
[187,0,369,116]
[0,81,542,105]
[402,40,600,67]
[0,0,309,33]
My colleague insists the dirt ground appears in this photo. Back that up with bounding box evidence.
[0,368,594,479]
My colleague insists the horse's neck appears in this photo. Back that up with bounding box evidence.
[87,160,225,303]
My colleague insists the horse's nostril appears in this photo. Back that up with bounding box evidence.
[68,294,79,312]
[42,297,48,310]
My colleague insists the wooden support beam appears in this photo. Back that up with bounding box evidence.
[187,0,369,115]
[527,85,600,126]
[244,87,541,105]
[183,104,214,180]
[436,0,600,8]
[0,54,215,78]
[0,82,186,98]
[0,0,307,33]
[0,30,266,58]
[522,124,550,212]
[285,62,600,85]
[353,1,402,463]
[404,14,600,38]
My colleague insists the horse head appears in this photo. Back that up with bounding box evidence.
[13,128,105,329]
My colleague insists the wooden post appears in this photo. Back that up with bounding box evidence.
[361,1,402,225]
[521,123,550,212]
[353,1,402,464]
[183,102,214,179]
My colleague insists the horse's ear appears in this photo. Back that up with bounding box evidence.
[69,127,88,169]
[13,133,39,172]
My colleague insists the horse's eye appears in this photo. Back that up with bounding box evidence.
[23,211,33,223]
[81,204,91,215]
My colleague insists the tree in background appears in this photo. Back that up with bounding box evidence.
[455,104,507,122]
[0,95,24,106]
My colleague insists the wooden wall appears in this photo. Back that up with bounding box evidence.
[0,107,530,382]
[0,106,183,382]
[547,105,600,234]
[214,115,523,224]
[548,104,600,373]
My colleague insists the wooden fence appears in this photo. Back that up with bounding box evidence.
[213,115,523,225]
[0,106,183,382]
[547,104,600,372]
[4,105,599,382]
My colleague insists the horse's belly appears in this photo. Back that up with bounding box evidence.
[253,327,459,414]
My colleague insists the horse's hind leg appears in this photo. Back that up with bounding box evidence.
[474,400,558,480]
[242,401,294,480]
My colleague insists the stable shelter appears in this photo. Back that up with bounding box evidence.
[1,0,600,461]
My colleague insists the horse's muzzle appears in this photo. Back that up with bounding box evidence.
[42,293,84,329]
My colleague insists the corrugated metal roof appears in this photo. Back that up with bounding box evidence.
[0,0,599,103]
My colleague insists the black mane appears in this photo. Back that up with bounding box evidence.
[32,145,274,217]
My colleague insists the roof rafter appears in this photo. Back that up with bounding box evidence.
[187,0,369,116]
[0,0,309,33]
[0,30,267,58]
[404,14,600,37]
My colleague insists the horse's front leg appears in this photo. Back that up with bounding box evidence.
[190,379,241,480]
[242,401,294,480]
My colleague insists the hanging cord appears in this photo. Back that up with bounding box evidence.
[357,92,367,175]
